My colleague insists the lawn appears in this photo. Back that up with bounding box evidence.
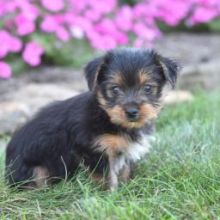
[0,91,220,219]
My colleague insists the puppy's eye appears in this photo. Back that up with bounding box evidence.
[110,86,121,95]
[144,84,152,94]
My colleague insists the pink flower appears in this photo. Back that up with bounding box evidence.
[41,0,64,12]
[133,22,160,41]
[90,34,117,50]
[41,15,70,42]
[189,6,218,24]
[84,8,102,22]
[56,26,70,42]
[1,0,220,55]
[9,35,22,52]
[41,15,59,33]
[0,30,22,58]
[0,1,17,17]
[115,6,133,31]
[22,42,44,66]
[134,38,144,48]
[133,2,149,17]
[156,0,190,26]
[69,0,88,12]
[0,31,10,58]
[95,18,128,45]
[89,0,117,14]
[16,1,39,20]
[66,15,92,33]
[15,14,35,36]
[0,62,12,79]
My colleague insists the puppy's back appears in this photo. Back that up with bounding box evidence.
[5,92,91,186]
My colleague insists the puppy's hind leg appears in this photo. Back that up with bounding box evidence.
[6,161,35,189]
[6,159,50,189]
[33,166,50,188]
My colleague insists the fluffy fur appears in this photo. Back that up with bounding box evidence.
[5,48,179,190]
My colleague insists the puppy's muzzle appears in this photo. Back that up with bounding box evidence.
[124,105,139,122]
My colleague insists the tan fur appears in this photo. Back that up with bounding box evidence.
[33,166,49,187]
[110,73,124,85]
[105,105,126,126]
[94,134,130,156]
[138,69,159,96]
[105,74,125,98]
[93,134,135,190]
[139,103,160,122]
[97,91,107,106]
[102,103,161,129]
[138,69,150,84]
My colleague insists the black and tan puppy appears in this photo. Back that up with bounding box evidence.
[5,48,179,190]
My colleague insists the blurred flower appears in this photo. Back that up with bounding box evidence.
[70,26,84,39]
[9,35,23,52]
[189,6,218,24]
[41,15,70,41]
[0,30,22,58]
[22,42,44,66]
[115,6,133,31]
[16,1,39,20]
[56,26,70,41]
[15,14,35,36]
[41,0,64,12]
[0,0,220,78]
[41,15,60,32]
[89,0,117,14]
[0,62,12,79]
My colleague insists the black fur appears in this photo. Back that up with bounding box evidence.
[84,57,103,90]
[5,48,179,188]
[85,49,179,90]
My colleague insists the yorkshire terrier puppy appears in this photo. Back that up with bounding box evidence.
[5,48,179,190]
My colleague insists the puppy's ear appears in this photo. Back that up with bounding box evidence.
[84,52,112,90]
[156,54,181,88]
[84,57,103,90]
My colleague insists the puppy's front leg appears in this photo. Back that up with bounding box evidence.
[108,155,118,191]
[119,163,131,183]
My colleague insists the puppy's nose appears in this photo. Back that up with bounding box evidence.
[125,107,139,121]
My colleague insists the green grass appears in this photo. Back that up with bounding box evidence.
[0,91,220,219]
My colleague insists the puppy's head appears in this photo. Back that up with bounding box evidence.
[85,48,180,129]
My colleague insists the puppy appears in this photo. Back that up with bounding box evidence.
[5,48,179,190]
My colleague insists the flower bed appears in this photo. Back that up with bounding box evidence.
[0,0,220,78]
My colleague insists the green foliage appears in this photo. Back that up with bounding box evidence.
[6,36,96,76]
[208,19,220,32]
[32,33,95,68]
[119,0,139,6]
[0,91,219,219]
[157,19,220,33]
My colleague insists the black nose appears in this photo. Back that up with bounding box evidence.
[125,107,139,120]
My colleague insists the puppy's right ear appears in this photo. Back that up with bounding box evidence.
[84,57,103,90]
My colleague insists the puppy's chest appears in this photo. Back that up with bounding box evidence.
[124,134,152,162]
[93,133,152,170]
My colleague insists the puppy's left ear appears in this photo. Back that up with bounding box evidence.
[84,57,103,90]
[157,55,181,88]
